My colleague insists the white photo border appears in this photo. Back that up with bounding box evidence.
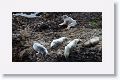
[0,0,114,74]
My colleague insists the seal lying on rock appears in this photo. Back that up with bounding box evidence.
[33,41,48,56]
[64,39,82,59]
[59,15,77,29]
[83,37,100,47]
[50,37,68,49]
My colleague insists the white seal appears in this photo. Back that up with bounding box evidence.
[59,15,77,29]
[33,41,48,55]
[84,37,100,47]
[50,37,68,49]
[64,39,82,58]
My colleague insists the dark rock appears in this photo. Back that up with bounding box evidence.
[34,23,49,32]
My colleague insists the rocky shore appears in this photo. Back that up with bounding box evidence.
[12,12,102,62]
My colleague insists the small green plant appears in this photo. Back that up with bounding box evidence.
[89,20,98,28]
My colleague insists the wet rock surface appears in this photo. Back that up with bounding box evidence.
[12,12,102,62]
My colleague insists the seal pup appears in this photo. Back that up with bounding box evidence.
[64,39,82,59]
[33,41,48,56]
[50,37,68,49]
[59,15,77,29]
[83,37,100,47]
